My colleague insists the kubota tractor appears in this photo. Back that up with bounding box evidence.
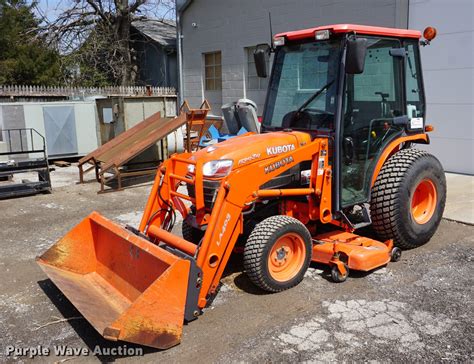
[37,24,445,349]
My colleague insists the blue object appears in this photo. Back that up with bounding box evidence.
[237,127,248,135]
[207,125,220,139]
[199,125,248,147]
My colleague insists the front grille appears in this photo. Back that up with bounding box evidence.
[186,176,221,211]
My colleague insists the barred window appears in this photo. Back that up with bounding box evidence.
[204,51,222,91]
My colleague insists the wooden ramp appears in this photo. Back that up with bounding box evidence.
[78,101,212,192]
[79,111,187,192]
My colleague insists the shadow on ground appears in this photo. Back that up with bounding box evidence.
[37,279,160,362]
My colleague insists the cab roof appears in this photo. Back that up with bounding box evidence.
[275,24,421,41]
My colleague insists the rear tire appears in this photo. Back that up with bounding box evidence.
[371,148,446,249]
[243,215,312,292]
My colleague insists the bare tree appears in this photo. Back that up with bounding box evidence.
[36,0,175,86]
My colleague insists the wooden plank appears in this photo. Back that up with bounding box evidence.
[96,120,168,164]
[100,113,187,174]
[54,161,71,167]
[78,111,162,166]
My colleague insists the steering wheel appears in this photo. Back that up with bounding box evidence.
[304,108,334,129]
[282,109,334,129]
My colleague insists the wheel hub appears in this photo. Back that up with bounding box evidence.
[276,247,288,261]
[411,178,437,224]
[268,233,306,282]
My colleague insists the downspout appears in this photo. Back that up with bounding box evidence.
[176,8,184,107]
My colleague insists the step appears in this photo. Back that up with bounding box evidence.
[0,159,49,176]
[0,181,51,199]
[0,168,49,177]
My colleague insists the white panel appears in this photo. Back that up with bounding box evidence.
[409,0,473,34]
[165,99,177,116]
[410,0,474,174]
[23,104,47,158]
[425,104,473,141]
[43,106,78,156]
[143,100,165,119]
[419,31,473,71]
[422,137,474,174]
[423,68,474,105]
[74,102,99,156]
[124,99,147,128]
[23,104,46,138]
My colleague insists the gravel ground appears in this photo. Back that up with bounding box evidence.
[0,165,472,363]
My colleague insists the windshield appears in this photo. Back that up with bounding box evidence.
[262,39,342,131]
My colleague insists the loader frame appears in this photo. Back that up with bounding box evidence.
[138,137,331,308]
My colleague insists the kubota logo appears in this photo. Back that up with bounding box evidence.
[266,144,295,156]
[216,213,231,246]
[264,156,294,174]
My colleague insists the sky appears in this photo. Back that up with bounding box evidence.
[33,0,64,22]
[33,0,176,23]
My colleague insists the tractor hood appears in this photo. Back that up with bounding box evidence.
[192,131,312,168]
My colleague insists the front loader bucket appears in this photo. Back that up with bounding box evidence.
[36,211,191,349]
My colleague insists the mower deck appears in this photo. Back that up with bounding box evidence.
[312,231,393,273]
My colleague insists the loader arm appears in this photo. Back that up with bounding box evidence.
[139,137,332,308]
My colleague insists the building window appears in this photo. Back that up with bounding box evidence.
[204,51,222,91]
[246,46,269,90]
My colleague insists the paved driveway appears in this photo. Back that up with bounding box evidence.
[0,177,472,363]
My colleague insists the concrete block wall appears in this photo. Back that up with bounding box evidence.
[180,0,408,115]
[179,0,473,174]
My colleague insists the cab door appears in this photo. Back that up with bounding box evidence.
[341,37,405,207]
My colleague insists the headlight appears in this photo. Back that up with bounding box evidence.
[202,159,233,178]
[315,29,330,40]
[273,36,285,46]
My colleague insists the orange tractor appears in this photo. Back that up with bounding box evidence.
[37,24,445,349]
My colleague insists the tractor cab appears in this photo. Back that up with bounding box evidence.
[256,24,429,210]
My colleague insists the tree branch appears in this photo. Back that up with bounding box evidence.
[85,0,110,24]
[129,0,146,13]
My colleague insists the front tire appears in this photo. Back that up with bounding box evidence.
[371,148,446,249]
[181,219,204,244]
[243,215,312,292]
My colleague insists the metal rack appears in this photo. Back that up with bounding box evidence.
[0,128,51,199]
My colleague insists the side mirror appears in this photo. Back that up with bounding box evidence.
[254,49,268,78]
[343,137,355,165]
[345,37,367,74]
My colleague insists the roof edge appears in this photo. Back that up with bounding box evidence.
[275,24,421,40]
